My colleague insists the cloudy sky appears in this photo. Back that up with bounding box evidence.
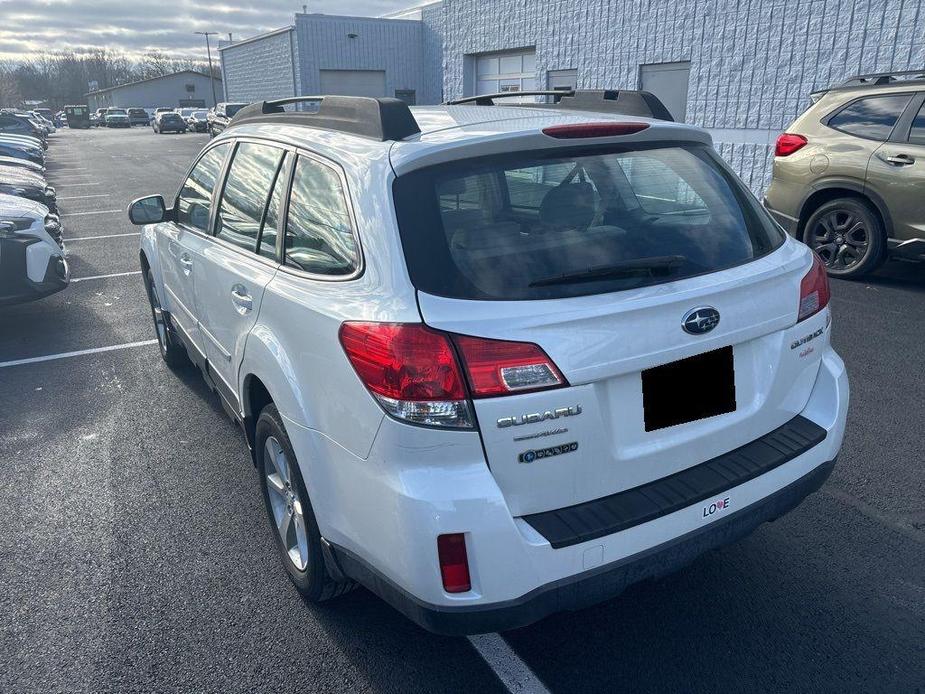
[0,0,413,62]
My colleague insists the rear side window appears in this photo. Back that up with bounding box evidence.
[909,102,925,145]
[214,142,284,252]
[393,144,784,300]
[827,94,911,140]
[284,156,358,276]
[177,143,230,232]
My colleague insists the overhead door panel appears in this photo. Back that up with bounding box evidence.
[319,70,386,97]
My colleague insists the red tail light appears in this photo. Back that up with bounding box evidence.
[798,253,831,322]
[339,323,568,427]
[542,122,649,139]
[339,322,472,428]
[437,533,471,593]
[452,334,566,398]
[775,133,808,157]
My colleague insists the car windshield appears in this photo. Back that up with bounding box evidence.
[392,143,785,300]
[179,109,194,117]
[192,111,207,118]
[108,109,127,115]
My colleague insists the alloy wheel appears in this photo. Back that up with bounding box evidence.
[147,278,168,356]
[264,436,309,571]
[809,210,869,272]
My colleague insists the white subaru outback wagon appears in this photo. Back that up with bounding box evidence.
[129,90,848,634]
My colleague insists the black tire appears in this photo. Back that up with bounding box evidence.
[803,198,885,278]
[144,268,189,368]
[256,403,355,602]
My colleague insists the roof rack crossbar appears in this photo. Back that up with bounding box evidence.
[228,95,420,141]
[445,89,674,122]
[840,69,925,86]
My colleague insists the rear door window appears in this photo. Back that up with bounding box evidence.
[393,144,784,300]
[214,142,284,253]
[827,94,912,141]
[283,155,358,276]
[176,143,230,232]
[908,101,925,145]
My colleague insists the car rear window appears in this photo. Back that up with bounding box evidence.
[225,104,245,117]
[392,143,785,300]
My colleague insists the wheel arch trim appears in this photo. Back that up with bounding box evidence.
[797,178,893,239]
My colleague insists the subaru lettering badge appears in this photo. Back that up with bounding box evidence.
[682,306,720,335]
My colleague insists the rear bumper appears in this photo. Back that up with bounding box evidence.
[763,196,799,236]
[331,458,835,635]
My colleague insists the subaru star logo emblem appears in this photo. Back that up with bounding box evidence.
[682,306,720,335]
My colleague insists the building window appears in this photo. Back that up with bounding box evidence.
[395,89,416,106]
[471,49,536,102]
[639,62,691,122]
[547,69,577,92]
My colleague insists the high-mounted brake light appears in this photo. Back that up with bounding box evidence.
[798,253,831,322]
[437,533,471,593]
[775,133,808,157]
[339,323,568,427]
[542,122,650,139]
[452,334,566,398]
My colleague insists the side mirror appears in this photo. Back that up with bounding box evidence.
[128,195,168,225]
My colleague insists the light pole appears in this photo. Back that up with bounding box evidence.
[195,31,218,107]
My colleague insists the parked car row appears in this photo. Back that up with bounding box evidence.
[0,112,68,306]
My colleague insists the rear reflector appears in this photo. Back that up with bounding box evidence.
[775,133,808,157]
[542,122,650,139]
[452,334,566,398]
[798,252,831,322]
[437,533,471,593]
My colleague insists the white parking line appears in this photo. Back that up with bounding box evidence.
[62,209,122,217]
[467,633,551,694]
[67,232,139,242]
[0,339,158,369]
[56,194,110,200]
[71,270,142,282]
[53,183,101,187]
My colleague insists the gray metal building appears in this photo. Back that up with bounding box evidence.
[85,71,224,111]
[219,0,925,192]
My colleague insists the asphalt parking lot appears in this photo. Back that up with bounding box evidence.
[1,127,923,693]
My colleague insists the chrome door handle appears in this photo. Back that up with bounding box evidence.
[882,153,915,166]
[231,285,253,314]
[179,254,193,275]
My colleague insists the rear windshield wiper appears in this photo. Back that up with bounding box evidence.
[529,255,687,288]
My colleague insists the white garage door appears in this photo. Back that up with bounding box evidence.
[473,49,536,102]
[319,70,386,97]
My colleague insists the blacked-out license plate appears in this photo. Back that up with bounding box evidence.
[642,346,737,432]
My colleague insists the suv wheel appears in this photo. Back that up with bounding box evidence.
[144,269,188,367]
[803,198,885,278]
[256,404,355,602]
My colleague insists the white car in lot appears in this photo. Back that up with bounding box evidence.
[129,91,848,634]
[0,192,67,305]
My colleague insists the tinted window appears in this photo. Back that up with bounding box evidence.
[828,94,911,140]
[215,143,284,252]
[284,156,357,275]
[225,104,245,117]
[257,153,290,260]
[393,144,785,300]
[909,102,925,145]
[177,143,230,232]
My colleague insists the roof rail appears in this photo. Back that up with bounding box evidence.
[444,89,674,121]
[228,96,421,141]
[839,69,925,87]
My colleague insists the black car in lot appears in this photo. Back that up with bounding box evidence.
[127,108,150,126]
[207,102,246,137]
[0,164,56,211]
[153,111,186,134]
